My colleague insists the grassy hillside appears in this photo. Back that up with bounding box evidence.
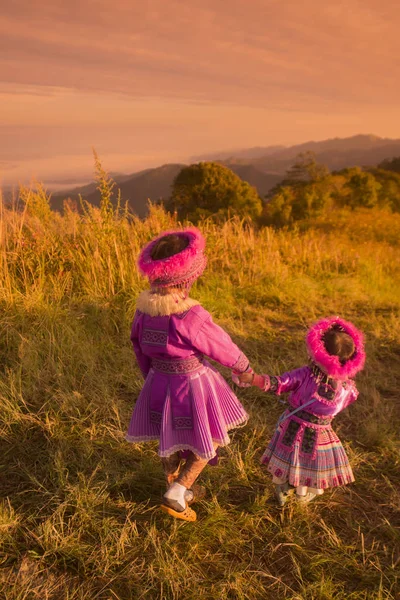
[0,192,399,599]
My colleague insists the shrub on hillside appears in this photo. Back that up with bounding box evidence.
[262,153,400,227]
[369,167,400,212]
[167,161,262,222]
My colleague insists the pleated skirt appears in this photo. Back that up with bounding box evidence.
[126,361,248,460]
[261,424,355,489]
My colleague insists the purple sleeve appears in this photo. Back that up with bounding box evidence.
[343,381,359,408]
[273,367,308,396]
[130,311,151,379]
[191,314,250,372]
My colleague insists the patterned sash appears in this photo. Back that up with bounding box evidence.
[151,355,204,375]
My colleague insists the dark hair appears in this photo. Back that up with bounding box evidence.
[323,327,355,364]
[150,234,189,261]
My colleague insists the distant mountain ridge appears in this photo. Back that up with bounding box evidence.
[191,145,286,161]
[216,134,400,174]
[51,164,185,217]
[45,134,400,215]
[51,163,283,215]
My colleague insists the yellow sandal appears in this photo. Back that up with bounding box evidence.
[160,503,197,522]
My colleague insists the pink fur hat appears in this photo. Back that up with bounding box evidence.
[306,316,365,379]
[138,227,207,288]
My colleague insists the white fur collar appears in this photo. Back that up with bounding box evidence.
[136,290,200,317]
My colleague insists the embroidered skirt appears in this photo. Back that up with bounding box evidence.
[126,357,248,460]
[261,412,355,489]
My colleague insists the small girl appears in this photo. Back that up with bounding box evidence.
[238,317,365,505]
[126,227,252,521]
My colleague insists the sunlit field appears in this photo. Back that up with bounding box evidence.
[0,188,399,599]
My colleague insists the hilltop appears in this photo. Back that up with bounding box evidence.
[7,134,400,217]
[206,134,400,173]
[0,198,399,598]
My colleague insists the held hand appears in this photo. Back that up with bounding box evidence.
[232,367,254,388]
[238,372,254,384]
[234,371,273,392]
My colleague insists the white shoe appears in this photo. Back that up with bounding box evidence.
[296,492,317,504]
[275,483,295,507]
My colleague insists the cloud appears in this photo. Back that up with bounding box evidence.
[0,0,399,109]
[1,0,400,184]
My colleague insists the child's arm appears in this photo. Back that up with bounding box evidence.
[344,380,359,407]
[190,310,251,374]
[130,311,151,379]
[238,372,277,391]
[238,367,308,394]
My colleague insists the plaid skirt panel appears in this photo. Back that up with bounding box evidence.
[261,421,354,489]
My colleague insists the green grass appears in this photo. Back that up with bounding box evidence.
[0,195,399,599]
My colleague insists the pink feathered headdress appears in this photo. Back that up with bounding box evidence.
[138,227,207,288]
[306,316,365,379]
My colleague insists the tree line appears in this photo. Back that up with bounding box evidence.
[166,153,400,227]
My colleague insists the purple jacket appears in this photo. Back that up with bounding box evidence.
[273,366,359,418]
[131,304,249,377]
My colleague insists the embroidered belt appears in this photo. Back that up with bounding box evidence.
[151,355,204,375]
[295,410,333,426]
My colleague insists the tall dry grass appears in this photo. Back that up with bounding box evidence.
[0,187,399,599]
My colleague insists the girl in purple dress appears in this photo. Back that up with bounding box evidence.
[126,227,252,521]
[239,317,365,505]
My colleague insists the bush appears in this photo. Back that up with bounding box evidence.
[168,161,262,222]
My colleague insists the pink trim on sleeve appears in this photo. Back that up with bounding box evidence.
[232,352,250,374]
[253,374,271,391]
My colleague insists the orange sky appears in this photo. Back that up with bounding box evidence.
[1,0,400,185]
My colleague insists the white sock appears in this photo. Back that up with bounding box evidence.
[296,485,324,496]
[184,489,194,502]
[163,482,187,510]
